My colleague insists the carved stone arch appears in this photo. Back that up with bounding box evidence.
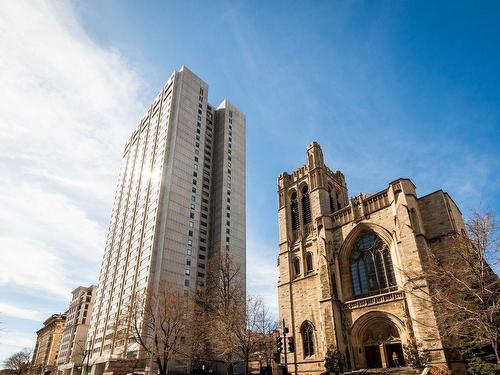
[287,187,298,200]
[350,311,409,369]
[297,181,309,196]
[350,311,406,342]
[339,223,393,267]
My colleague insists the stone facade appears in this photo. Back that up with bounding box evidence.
[277,142,466,374]
[57,285,96,375]
[30,314,66,375]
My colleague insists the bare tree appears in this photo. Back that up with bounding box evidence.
[197,252,245,375]
[124,284,194,375]
[406,210,500,364]
[253,301,279,371]
[3,348,32,375]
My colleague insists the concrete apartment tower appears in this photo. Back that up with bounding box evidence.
[57,285,96,375]
[277,142,466,374]
[86,66,245,375]
[30,314,66,375]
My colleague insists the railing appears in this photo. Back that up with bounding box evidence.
[343,289,404,310]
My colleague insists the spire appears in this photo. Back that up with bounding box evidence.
[306,141,324,170]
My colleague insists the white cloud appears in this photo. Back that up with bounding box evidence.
[0,301,44,322]
[246,233,279,317]
[0,0,146,362]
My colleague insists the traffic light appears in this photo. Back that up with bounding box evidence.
[276,336,283,353]
[288,337,295,352]
[273,352,281,364]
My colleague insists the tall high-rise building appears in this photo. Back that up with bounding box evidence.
[86,67,245,375]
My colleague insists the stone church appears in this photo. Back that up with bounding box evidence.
[277,142,466,374]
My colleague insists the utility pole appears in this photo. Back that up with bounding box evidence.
[282,319,288,375]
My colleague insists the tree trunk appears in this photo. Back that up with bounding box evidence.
[227,362,234,375]
[493,338,500,365]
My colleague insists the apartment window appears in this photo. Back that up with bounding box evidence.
[196,135,200,141]
[228,155,232,161]
[195,142,200,148]
[192,187,196,193]
[193,172,197,178]
[196,128,201,134]
[226,220,230,226]
[229,125,232,130]
[189,221,194,227]
[198,263,205,269]
[226,236,230,243]
[227,213,230,218]
[184,279,190,287]
[191,203,195,209]
[228,169,231,175]
[195,149,199,155]
[187,249,192,256]
[226,228,230,234]
[229,137,232,142]
[199,254,206,260]
[227,197,231,203]
[190,212,195,219]
[227,205,231,211]
[197,121,201,127]
[185,269,190,275]
[192,179,197,185]
[191,196,196,202]
[187,239,192,246]
[186,259,191,266]
[198,272,205,278]
[194,156,199,162]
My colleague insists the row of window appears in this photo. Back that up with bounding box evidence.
[290,186,311,230]
[292,252,313,277]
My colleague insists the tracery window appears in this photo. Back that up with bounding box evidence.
[350,232,396,297]
[306,252,313,273]
[301,186,312,225]
[301,322,315,357]
[291,192,300,230]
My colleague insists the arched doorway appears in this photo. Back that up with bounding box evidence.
[351,313,406,369]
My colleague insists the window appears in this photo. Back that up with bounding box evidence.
[301,186,312,225]
[350,232,396,297]
[293,257,301,277]
[301,322,315,357]
[291,192,299,230]
[184,279,190,287]
[306,253,313,273]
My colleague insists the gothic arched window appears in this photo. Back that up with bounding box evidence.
[350,232,396,297]
[328,186,334,213]
[301,186,312,225]
[290,192,300,230]
[306,253,313,273]
[301,322,315,357]
[293,257,301,277]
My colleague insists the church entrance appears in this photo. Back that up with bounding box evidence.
[357,316,404,369]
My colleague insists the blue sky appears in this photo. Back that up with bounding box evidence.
[0,0,499,364]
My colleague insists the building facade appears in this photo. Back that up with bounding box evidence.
[277,142,466,374]
[30,314,66,375]
[85,66,245,375]
[57,285,96,375]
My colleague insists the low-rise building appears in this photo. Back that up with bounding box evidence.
[30,314,66,375]
[57,285,96,375]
